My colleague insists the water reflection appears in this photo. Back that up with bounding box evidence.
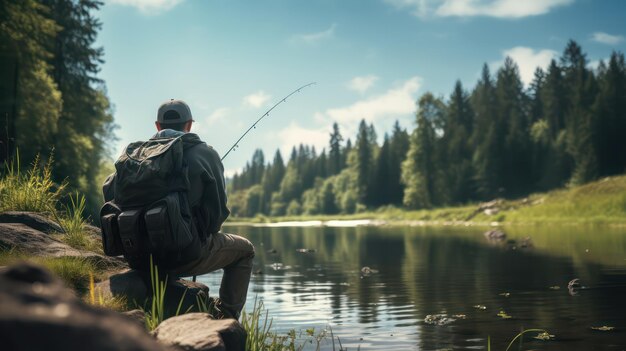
[198,225,626,350]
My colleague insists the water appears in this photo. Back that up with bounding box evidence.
[198,224,626,350]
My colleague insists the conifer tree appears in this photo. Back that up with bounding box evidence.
[355,120,373,205]
[388,121,409,205]
[402,93,442,208]
[328,122,343,175]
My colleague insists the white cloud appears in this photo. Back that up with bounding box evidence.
[347,75,379,94]
[384,0,438,17]
[321,77,421,126]
[385,0,573,18]
[107,0,183,14]
[276,123,329,157]
[242,91,272,108]
[492,47,557,86]
[591,32,624,45]
[204,107,231,125]
[290,24,336,44]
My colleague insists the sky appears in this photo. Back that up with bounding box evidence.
[96,0,626,176]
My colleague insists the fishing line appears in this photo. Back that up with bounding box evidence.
[220,82,316,161]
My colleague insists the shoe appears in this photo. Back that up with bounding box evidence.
[210,297,239,320]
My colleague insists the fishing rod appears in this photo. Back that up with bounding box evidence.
[220,82,316,161]
[192,82,315,283]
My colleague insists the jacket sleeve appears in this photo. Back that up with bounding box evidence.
[197,146,230,234]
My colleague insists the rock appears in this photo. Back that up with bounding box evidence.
[484,208,499,216]
[0,223,125,269]
[0,211,64,233]
[424,314,457,326]
[0,262,169,351]
[568,278,582,296]
[153,313,246,351]
[122,309,147,328]
[96,269,210,316]
[484,229,506,241]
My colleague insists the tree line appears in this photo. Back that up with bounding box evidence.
[0,0,114,214]
[228,41,626,217]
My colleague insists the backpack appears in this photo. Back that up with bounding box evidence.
[99,135,202,270]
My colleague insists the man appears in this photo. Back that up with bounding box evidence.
[104,99,255,320]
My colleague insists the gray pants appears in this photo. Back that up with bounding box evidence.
[173,232,255,318]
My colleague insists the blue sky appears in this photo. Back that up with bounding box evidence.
[97,0,626,175]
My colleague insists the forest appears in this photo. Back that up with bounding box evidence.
[228,41,626,217]
[0,0,115,215]
[2,1,625,221]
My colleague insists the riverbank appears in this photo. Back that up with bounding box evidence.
[228,175,626,227]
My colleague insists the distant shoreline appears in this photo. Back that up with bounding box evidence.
[226,175,626,228]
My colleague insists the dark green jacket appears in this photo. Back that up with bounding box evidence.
[103,130,230,235]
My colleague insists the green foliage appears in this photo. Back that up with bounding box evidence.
[1,0,116,218]
[0,250,100,293]
[228,41,626,219]
[143,256,190,331]
[401,93,442,209]
[0,152,63,213]
[57,192,92,250]
[241,298,314,351]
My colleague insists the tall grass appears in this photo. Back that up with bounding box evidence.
[143,256,190,331]
[488,329,550,351]
[0,151,64,213]
[1,152,96,251]
[57,192,96,251]
[0,250,99,292]
[86,272,128,311]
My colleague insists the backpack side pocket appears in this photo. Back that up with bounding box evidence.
[99,202,124,257]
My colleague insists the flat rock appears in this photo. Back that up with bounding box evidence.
[0,211,64,233]
[96,269,210,316]
[0,262,169,351]
[153,313,246,351]
[122,309,147,328]
[0,223,125,269]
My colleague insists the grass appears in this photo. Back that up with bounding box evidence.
[242,298,332,351]
[143,256,192,331]
[229,175,626,226]
[488,329,551,351]
[0,152,64,214]
[86,272,128,311]
[1,153,99,251]
[0,249,102,293]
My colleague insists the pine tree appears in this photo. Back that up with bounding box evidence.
[328,122,343,175]
[471,64,502,199]
[441,81,475,203]
[0,0,61,164]
[388,121,409,205]
[496,57,531,196]
[372,134,391,205]
[355,120,373,205]
[593,52,626,176]
[401,93,441,208]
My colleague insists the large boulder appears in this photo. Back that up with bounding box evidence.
[0,262,170,351]
[153,313,246,351]
[0,223,125,269]
[0,211,64,233]
[96,269,210,316]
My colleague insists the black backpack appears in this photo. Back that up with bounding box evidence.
[99,135,202,270]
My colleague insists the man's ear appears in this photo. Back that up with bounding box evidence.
[184,120,193,132]
[155,122,162,131]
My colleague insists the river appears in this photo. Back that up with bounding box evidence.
[197,224,626,350]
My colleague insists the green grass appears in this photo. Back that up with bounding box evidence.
[0,152,64,214]
[230,175,626,226]
[1,153,99,251]
[0,249,102,293]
